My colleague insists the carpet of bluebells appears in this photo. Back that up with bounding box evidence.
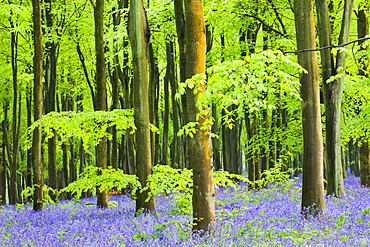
[1,172,370,246]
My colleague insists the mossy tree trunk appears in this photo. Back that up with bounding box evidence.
[128,0,155,213]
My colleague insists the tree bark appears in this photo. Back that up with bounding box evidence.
[222,107,241,174]
[32,0,44,211]
[44,0,58,198]
[211,104,221,171]
[294,0,326,215]
[26,95,32,189]
[148,44,160,166]
[94,0,108,208]
[358,7,369,186]
[174,0,189,169]
[162,42,174,166]
[128,0,155,213]
[316,0,353,197]
[360,141,370,187]
[1,120,6,205]
[184,0,215,232]
[167,41,181,168]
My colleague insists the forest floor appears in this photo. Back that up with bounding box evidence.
[1,172,369,246]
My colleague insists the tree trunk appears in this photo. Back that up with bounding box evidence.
[167,41,181,168]
[32,0,44,211]
[358,7,369,186]
[128,0,155,213]
[222,106,241,174]
[94,0,108,208]
[211,104,221,171]
[316,0,353,197]
[360,141,370,187]
[261,109,270,174]
[26,95,32,189]
[184,0,215,232]
[174,0,189,169]
[1,118,7,205]
[162,42,175,166]
[9,16,20,204]
[44,0,58,198]
[294,0,326,214]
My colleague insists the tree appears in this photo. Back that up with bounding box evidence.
[128,0,155,213]
[357,6,369,187]
[44,0,58,198]
[184,0,215,231]
[31,0,44,211]
[93,0,108,208]
[294,0,326,214]
[315,0,354,197]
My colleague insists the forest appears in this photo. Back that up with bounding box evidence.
[0,0,370,245]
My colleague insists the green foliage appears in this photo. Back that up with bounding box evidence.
[61,166,141,199]
[144,165,244,215]
[250,154,300,190]
[206,51,302,114]
[213,169,248,188]
[23,109,135,150]
[20,185,59,204]
[342,74,370,144]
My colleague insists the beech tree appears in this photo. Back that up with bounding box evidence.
[128,0,155,213]
[315,0,354,197]
[357,6,369,187]
[184,0,215,231]
[93,0,108,208]
[294,0,326,214]
[31,0,44,211]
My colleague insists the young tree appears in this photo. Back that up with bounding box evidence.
[31,0,44,211]
[294,0,326,214]
[93,0,108,208]
[185,0,215,231]
[128,0,155,213]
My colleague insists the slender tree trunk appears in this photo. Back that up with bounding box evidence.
[1,118,7,205]
[174,0,189,169]
[44,0,58,198]
[26,95,32,188]
[316,0,353,197]
[167,41,181,168]
[261,109,270,174]
[128,0,155,213]
[94,0,108,208]
[211,104,221,171]
[360,141,370,186]
[294,0,326,214]
[162,42,174,166]
[110,5,122,169]
[32,0,44,211]
[184,0,215,232]
[222,106,241,174]
[358,7,369,186]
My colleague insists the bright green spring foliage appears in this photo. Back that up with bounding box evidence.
[61,166,141,199]
[144,165,248,215]
[21,164,297,213]
[23,109,135,150]
[21,185,59,204]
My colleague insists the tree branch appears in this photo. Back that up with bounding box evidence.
[283,37,370,54]
[235,12,289,38]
